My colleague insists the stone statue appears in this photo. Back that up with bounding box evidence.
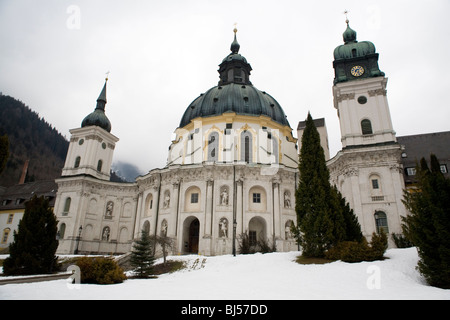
[106,201,114,216]
[284,191,291,208]
[220,188,229,206]
[163,192,170,208]
[219,218,228,238]
[102,226,110,241]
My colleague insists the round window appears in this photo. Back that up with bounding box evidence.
[357,96,367,104]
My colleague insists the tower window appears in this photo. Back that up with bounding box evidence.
[63,197,71,215]
[97,160,103,172]
[361,119,373,135]
[352,48,357,57]
[74,156,81,168]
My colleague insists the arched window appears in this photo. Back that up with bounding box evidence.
[97,159,103,172]
[361,119,373,135]
[63,197,71,215]
[74,156,81,168]
[58,223,66,239]
[241,130,253,163]
[374,211,389,234]
[207,132,219,162]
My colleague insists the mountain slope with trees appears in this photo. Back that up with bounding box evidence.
[0,94,69,187]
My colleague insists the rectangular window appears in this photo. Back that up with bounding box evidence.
[371,179,379,189]
[406,167,416,176]
[252,193,261,203]
[440,164,448,174]
[191,193,199,204]
[7,213,14,224]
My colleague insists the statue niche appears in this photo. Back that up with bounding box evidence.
[105,201,114,219]
[220,186,229,206]
[219,218,228,238]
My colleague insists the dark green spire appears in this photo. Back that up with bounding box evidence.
[81,78,112,132]
[95,80,107,111]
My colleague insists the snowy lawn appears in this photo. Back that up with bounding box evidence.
[0,248,449,300]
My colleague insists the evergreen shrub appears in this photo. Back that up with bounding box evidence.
[76,257,127,284]
[325,232,387,262]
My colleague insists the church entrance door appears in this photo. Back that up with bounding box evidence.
[188,218,199,254]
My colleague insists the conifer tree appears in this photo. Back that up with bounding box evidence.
[295,113,334,257]
[0,133,8,175]
[402,154,450,288]
[3,195,59,275]
[295,113,362,258]
[130,230,155,278]
[331,185,363,243]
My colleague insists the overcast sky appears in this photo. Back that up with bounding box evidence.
[1,0,449,174]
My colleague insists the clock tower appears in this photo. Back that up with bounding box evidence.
[328,19,407,247]
[332,19,396,149]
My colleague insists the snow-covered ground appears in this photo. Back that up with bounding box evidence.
[1,248,449,300]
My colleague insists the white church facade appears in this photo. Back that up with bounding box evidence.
[54,22,407,255]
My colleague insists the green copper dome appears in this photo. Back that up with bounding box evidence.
[333,23,376,60]
[179,83,290,128]
[179,29,290,128]
[81,80,112,132]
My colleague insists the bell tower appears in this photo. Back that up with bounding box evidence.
[332,19,396,149]
[61,78,119,181]
[328,18,408,247]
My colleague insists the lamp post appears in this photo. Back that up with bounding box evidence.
[74,225,83,254]
[232,219,237,257]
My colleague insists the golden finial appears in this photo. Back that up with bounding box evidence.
[105,71,110,82]
[233,22,238,34]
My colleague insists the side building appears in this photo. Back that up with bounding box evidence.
[0,180,57,250]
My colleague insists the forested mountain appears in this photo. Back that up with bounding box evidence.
[0,94,69,187]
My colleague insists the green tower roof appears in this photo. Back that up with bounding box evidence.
[81,79,112,132]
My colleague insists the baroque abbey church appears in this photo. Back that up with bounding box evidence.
[54,21,408,255]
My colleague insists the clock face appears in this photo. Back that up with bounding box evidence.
[351,65,365,77]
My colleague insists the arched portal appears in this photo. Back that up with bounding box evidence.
[248,216,267,246]
[183,217,200,254]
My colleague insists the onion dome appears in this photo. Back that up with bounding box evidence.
[81,79,112,132]
[333,20,376,60]
[332,19,384,84]
[179,29,290,128]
